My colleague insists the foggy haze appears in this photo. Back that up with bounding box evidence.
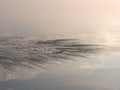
[0,0,120,37]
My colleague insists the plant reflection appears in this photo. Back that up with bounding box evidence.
[0,36,103,81]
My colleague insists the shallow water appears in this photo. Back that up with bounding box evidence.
[0,31,120,90]
[1,0,120,89]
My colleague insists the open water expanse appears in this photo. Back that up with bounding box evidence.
[0,30,120,90]
[1,0,120,90]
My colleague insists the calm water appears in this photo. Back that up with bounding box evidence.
[1,0,120,90]
[0,30,119,90]
[0,31,120,90]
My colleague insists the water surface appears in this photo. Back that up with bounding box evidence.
[0,31,120,90]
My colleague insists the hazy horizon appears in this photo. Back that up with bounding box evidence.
[0,0,120,36]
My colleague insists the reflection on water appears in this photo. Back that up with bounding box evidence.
[0,35,120,90]
[0,36,104,81]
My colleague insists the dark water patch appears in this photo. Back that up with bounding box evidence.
[0,36,104,72]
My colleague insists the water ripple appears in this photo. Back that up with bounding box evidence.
[0,36,106,81]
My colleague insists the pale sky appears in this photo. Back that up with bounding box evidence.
[0,0,120,38]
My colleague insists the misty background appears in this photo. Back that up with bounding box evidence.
[0,0,120,38]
